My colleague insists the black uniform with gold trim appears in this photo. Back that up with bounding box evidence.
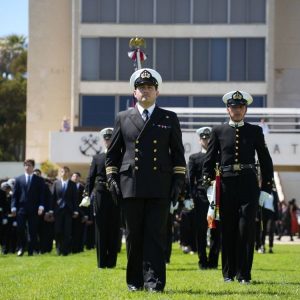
[202,91,273,283]
[85,128,120,268]
[106,69,186,291]
[189,146,221,269]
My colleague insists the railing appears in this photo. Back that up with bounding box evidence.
[163,107,300,133]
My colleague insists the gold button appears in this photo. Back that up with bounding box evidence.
[153,140,157,144]
[153,166,157,170]
[236,135,239,138]
[135,148,139,152]
[236,146,239,149]
[153,158,157,161]
[235,159,238,162]
[135,157,138,161]
[235,153,238,156]
[153,149,157,152]
[136,140,139,144]
[236,128,239,132]
[135,166,139,170]
[236,140,239,144]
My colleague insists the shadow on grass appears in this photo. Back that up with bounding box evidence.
[252,280,300,286]
[164,288,292,297]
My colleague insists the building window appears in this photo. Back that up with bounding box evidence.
[156,96,189,107]
[193,39,227,81]
[81,0,265,24]
[82,0,116,22]
[230,38,265,81]
[230,0,266,23]
[193,0,228,24]
[81,37,265,82]
[156,39,190,81]
[81,38,116,80]
[119,0,153,23]
[80,95,115,127]
[156,0,190,24]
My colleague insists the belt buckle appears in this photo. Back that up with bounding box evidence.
[233,164,241,171]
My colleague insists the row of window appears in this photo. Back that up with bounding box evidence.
[82,0,266,24]
[80,95,267,127]
[81,37,265,82]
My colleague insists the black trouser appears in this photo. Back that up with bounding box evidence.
[94,189,120,268]
[16,212,38,254]
[180,209,196,251]
[220,173,259,281]
[164,213,174,263]
[122,197,169,291]
[194,192,221,268]
[72,217,85,253]
[261,208,275,248]
[54,208,72,255]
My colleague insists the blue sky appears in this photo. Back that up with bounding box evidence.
[0,0,28,38]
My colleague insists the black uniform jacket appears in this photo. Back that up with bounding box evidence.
[188,152,207,200]
[85,152,107,196]
[202,122,273,193]
[106,105,186,199]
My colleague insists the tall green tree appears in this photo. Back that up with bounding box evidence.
[0,35,27,161]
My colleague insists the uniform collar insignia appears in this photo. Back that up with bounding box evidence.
[229,119,244,127]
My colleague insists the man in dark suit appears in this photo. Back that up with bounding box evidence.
[71,172,85,253]
[85,128,120,269]
[51,166,79,256]
[106,68,186,292]
[189,127,221,270]
[202,91,274,284]
[11,159,45,256]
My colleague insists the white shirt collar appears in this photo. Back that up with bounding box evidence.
[229,119,244,128]
[136,103,155,117]
[61,179,69,184]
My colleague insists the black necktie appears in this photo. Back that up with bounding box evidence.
[143,109,149,122]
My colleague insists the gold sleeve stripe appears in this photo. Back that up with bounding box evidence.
[106,166,118,174]
[173,166,186,174]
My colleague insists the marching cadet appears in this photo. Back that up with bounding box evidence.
[188,127,221,270]
[106,68,186,292]
[85,128,120,268]
[202,91,274,284]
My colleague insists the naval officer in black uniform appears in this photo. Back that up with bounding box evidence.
[202,91,274,284]
[85,128,120,269]
[106,68,186,292]
[189,127,221,270]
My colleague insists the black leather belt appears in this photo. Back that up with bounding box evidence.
[96,181,108,188]
[221,164,256,172]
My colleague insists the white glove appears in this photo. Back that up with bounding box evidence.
[170,201,179,215]
[2,218,8,225]
[259,191,271,207]
[183,199,194,210]
[79,196,91,207]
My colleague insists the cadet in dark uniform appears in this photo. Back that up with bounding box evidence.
[189,127,221,270]
[202,91,274,284]
[85,128,120,268]
[106,68,186,292]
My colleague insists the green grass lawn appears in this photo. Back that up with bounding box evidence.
[0,244,299,299]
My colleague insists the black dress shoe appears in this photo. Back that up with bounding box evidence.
[224,277,234,283]
[17,249,24,257]
[145,287,163,293]
[127,285,143,292]
[238,279,250,284]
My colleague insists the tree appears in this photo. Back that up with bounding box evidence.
[0,35,27,161]
[0,34,27,79]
